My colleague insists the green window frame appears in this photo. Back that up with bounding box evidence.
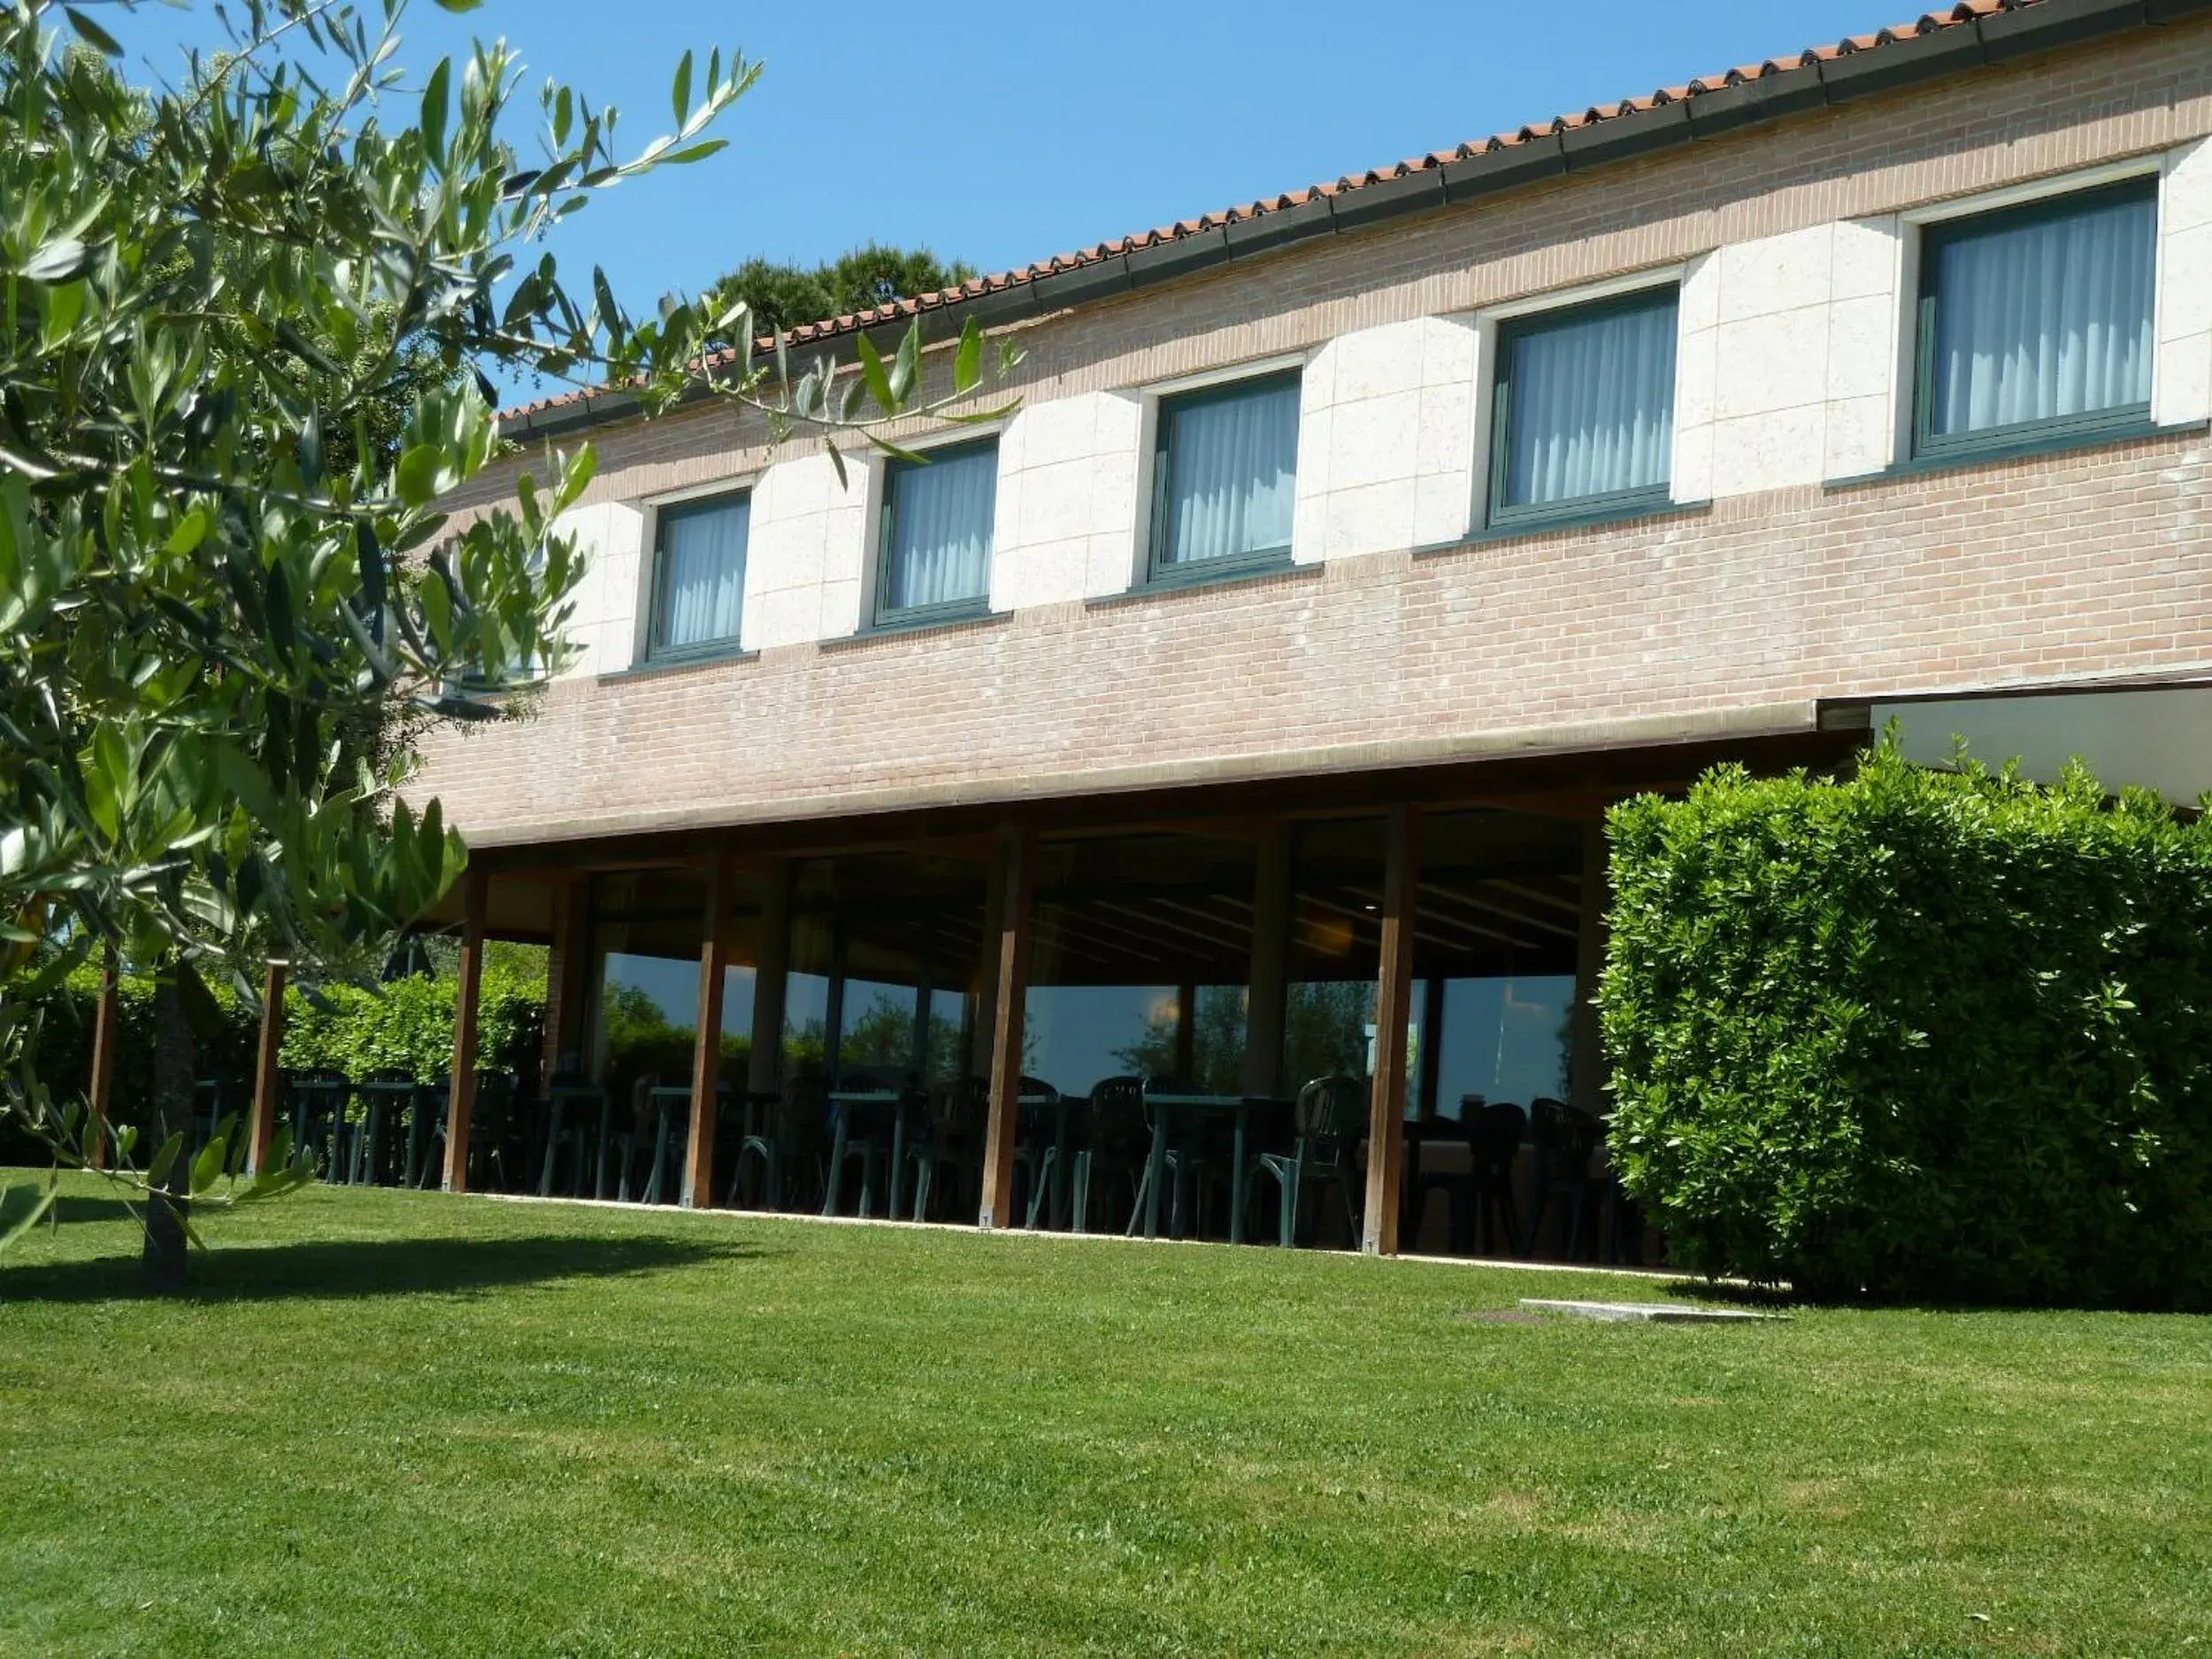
[1147,369,1302,586]
[1486,286,1679,534]
[648,489,750,663]
[872,436,999,629]
[1911,175,2159,465]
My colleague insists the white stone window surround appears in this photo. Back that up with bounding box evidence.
[1463,265,1689,535]
[544,499,649,680]
[1294,316,1479,562]
[623,472,762,671]
[1131,352,1310,582]
[858,420,1007,630]
[737,449,875,652]
[2154,138,2212,429]
[989,390,1146,610]
[1672,219,1906,501]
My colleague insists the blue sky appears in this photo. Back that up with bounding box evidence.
[106,0,1890,402]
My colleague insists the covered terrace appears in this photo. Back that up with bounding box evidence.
[219,721,1860,1260]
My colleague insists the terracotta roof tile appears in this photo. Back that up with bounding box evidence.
[499,0,2087,425]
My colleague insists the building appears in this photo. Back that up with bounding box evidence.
[392,0,2212,1255]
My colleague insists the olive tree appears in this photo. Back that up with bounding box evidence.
[0,0,1013,1277]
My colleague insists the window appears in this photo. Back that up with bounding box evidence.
[875,439,997,625]
[1916,177,2156,459]
[650,491,749,657]
[1150,370,1301,579]
[1488,288,1678,528]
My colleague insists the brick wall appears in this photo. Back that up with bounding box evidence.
[421,428,2212,844]
[416,21,2212,848]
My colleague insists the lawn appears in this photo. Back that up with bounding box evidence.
[1,1176,2208,1656]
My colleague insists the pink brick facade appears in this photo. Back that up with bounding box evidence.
[419,19,2212,854]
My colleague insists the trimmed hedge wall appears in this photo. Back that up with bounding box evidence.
[1602,744,2212,1310]
[4,947,545,1163]
[278,951,544,1085]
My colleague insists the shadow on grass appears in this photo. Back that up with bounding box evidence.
[1659,1279,1802,1310]
[0,1233,764,1306]
[55,1196,142,1225]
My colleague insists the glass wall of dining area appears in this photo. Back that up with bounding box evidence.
[278,802,1640,1263]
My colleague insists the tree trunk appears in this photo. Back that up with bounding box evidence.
[142,955,197,1295]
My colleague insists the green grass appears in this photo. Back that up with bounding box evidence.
[1,1175,2208,1656]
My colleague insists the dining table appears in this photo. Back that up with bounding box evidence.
[1133,1093,1294,1244]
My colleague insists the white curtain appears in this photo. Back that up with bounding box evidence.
[1506,297,1678,508]
[1930,191,2154,438]
[886,445,996,611]
[657,496,749,649]
[1164,379,1300,565]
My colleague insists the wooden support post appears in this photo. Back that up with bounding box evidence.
[748,858,792,1097]
[685,849,737,1210]
[541,878,592,1087]
[978,828,1035,1231]
[442,867,488,1194]
[1363,804,1421,1256]
[1240,823,1293,1097]
[1570,821,1609,1116]
[247,961,287,1174]
[86,949,119,1172]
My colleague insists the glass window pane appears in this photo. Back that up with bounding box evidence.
[1431,976,1574,1115]
[885,445,996,611]
[1503,296,1678,509]
[656,495,749,651]
[594,951,701,1094]
[1024,985,1176,1098]
[1930,189,2154,439]
[1164,378,1300,565]
[782,971,831,1078]
[837,979,919,1078]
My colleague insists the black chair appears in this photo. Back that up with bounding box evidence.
[643,1082,722,1205]
[419,1071,518,1193]
[1013,1078,1067,1229]
[478,1071,521,1192]
[284,1071,350,1179]
[189,1077,244,1163]
[1418,1098,1526,1256]
[1247,1075,1365,1248]
[907,1077,988,1221]
[1522,1097,1601,1260]
[822,1070,905,1218]
[537,1075,605,1198]
[728,1076,830,1212]
[1071,1076,1148,1234]
[351,1070,417,1187]
[404,1078,449,1189]
[1142,1074,1233,1240]
[605,1073,664,1202]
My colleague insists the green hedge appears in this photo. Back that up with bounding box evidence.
[4,947,545,1162]
[22,967,260,1133]
[1601,744,2212,1310]
[279,949,544,1084]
